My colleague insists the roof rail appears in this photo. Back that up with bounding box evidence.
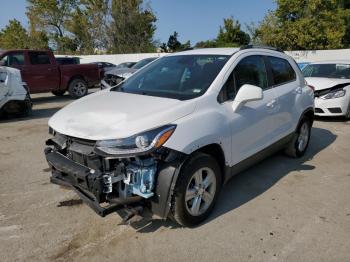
[240,45,284,53]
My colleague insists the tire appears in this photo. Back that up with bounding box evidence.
[68,78,88,99]
[52,90,66,96]
[171,153,222,227]
[285,117,311,158]
[22,94,32,116]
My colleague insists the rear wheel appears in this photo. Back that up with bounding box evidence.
[171,153,222,227]
[52,90,66,96]
[68,78,88,99]
[285,117,311,158]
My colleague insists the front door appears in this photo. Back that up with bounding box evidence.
[219,55,279,166]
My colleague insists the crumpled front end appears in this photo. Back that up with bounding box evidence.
[44,130,186,219]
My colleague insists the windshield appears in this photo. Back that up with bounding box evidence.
[132,58,156,69]
[111,55,230,100]
[302,63,350,79]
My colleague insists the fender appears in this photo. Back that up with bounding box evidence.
[150,151,189,219]
[295,107,314,131]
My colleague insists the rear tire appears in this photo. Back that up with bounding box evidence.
[22,94,32,116]
[52,90,66,96]
[171,153,222,227]
[285,117,311,158]
[68,78,88,99]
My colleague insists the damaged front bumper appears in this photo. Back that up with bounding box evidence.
[44,134,186,219]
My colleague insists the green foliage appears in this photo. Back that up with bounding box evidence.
[21,0,157,54]
[65,6,94,54]
[216,17,250,47]
[161,31,191,52]
[254,0,350,50]
[26,0,78,52]
[0,19,29,49]
[108,0,157,53]
[195,17,250,48]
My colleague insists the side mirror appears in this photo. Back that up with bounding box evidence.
[232,84,263,112]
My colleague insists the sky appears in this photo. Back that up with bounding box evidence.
[0,0,275,45]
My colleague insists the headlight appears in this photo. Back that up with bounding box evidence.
[95,125,176,156]
[321,89,346,99]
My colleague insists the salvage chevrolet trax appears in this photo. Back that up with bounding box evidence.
[45,47,314,227]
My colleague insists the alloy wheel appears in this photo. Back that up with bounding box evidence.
[185,167,217,216]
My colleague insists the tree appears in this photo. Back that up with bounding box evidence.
[108,0,157,53]
[160,32,191,52]
[65,6,94,54]
[216,17,250,47]
[0,19,29,49]
[79,0,110,53]
[195,17,250,48]
[26,0,78,52]
[254,0,350,50]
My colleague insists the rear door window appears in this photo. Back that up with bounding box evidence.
[268,56,296,85]
[29,52,51,65]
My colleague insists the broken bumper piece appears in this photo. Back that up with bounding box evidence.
[45,148,143,217]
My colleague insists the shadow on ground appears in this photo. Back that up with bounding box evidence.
[133,127,336,232]
[0,107,63,123]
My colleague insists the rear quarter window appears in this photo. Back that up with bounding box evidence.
[268,56,296,86]
[29,52,51,65]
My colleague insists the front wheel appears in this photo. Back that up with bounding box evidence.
[285,117,311,158]
[68,78,88,99]
[171,153,222,227]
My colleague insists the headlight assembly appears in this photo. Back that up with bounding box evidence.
[95,125,176,156]
[321,89,346,99]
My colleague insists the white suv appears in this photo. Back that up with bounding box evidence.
[45,46,314,226]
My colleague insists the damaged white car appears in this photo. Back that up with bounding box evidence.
[0,66,32,117]
[303,61,350,119]
[45,47,314,226]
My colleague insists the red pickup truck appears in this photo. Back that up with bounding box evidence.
[0,50,101,98]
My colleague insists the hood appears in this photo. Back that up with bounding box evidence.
[49,90,196,141]
[305,77,350,91]
[105,67,137,77]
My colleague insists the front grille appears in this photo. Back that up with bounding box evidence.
[315,108,324,113]
[328,107,342,114]
[66,136,102,171]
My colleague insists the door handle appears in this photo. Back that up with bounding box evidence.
[266,99,276,108]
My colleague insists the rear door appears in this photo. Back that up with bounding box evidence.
[264,55,300,140]
[26,51,60,92]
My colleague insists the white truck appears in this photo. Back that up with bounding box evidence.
[0,66,32,117]
[45,46,314,227]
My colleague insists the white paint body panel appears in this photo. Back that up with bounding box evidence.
[0,66,27,109]
[306,77,350,116]
[49,48,314,167]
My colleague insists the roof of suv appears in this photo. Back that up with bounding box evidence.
[169,46,285,57]
[169,48,240,56]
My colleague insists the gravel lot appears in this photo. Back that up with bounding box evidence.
[0,91,349,262]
